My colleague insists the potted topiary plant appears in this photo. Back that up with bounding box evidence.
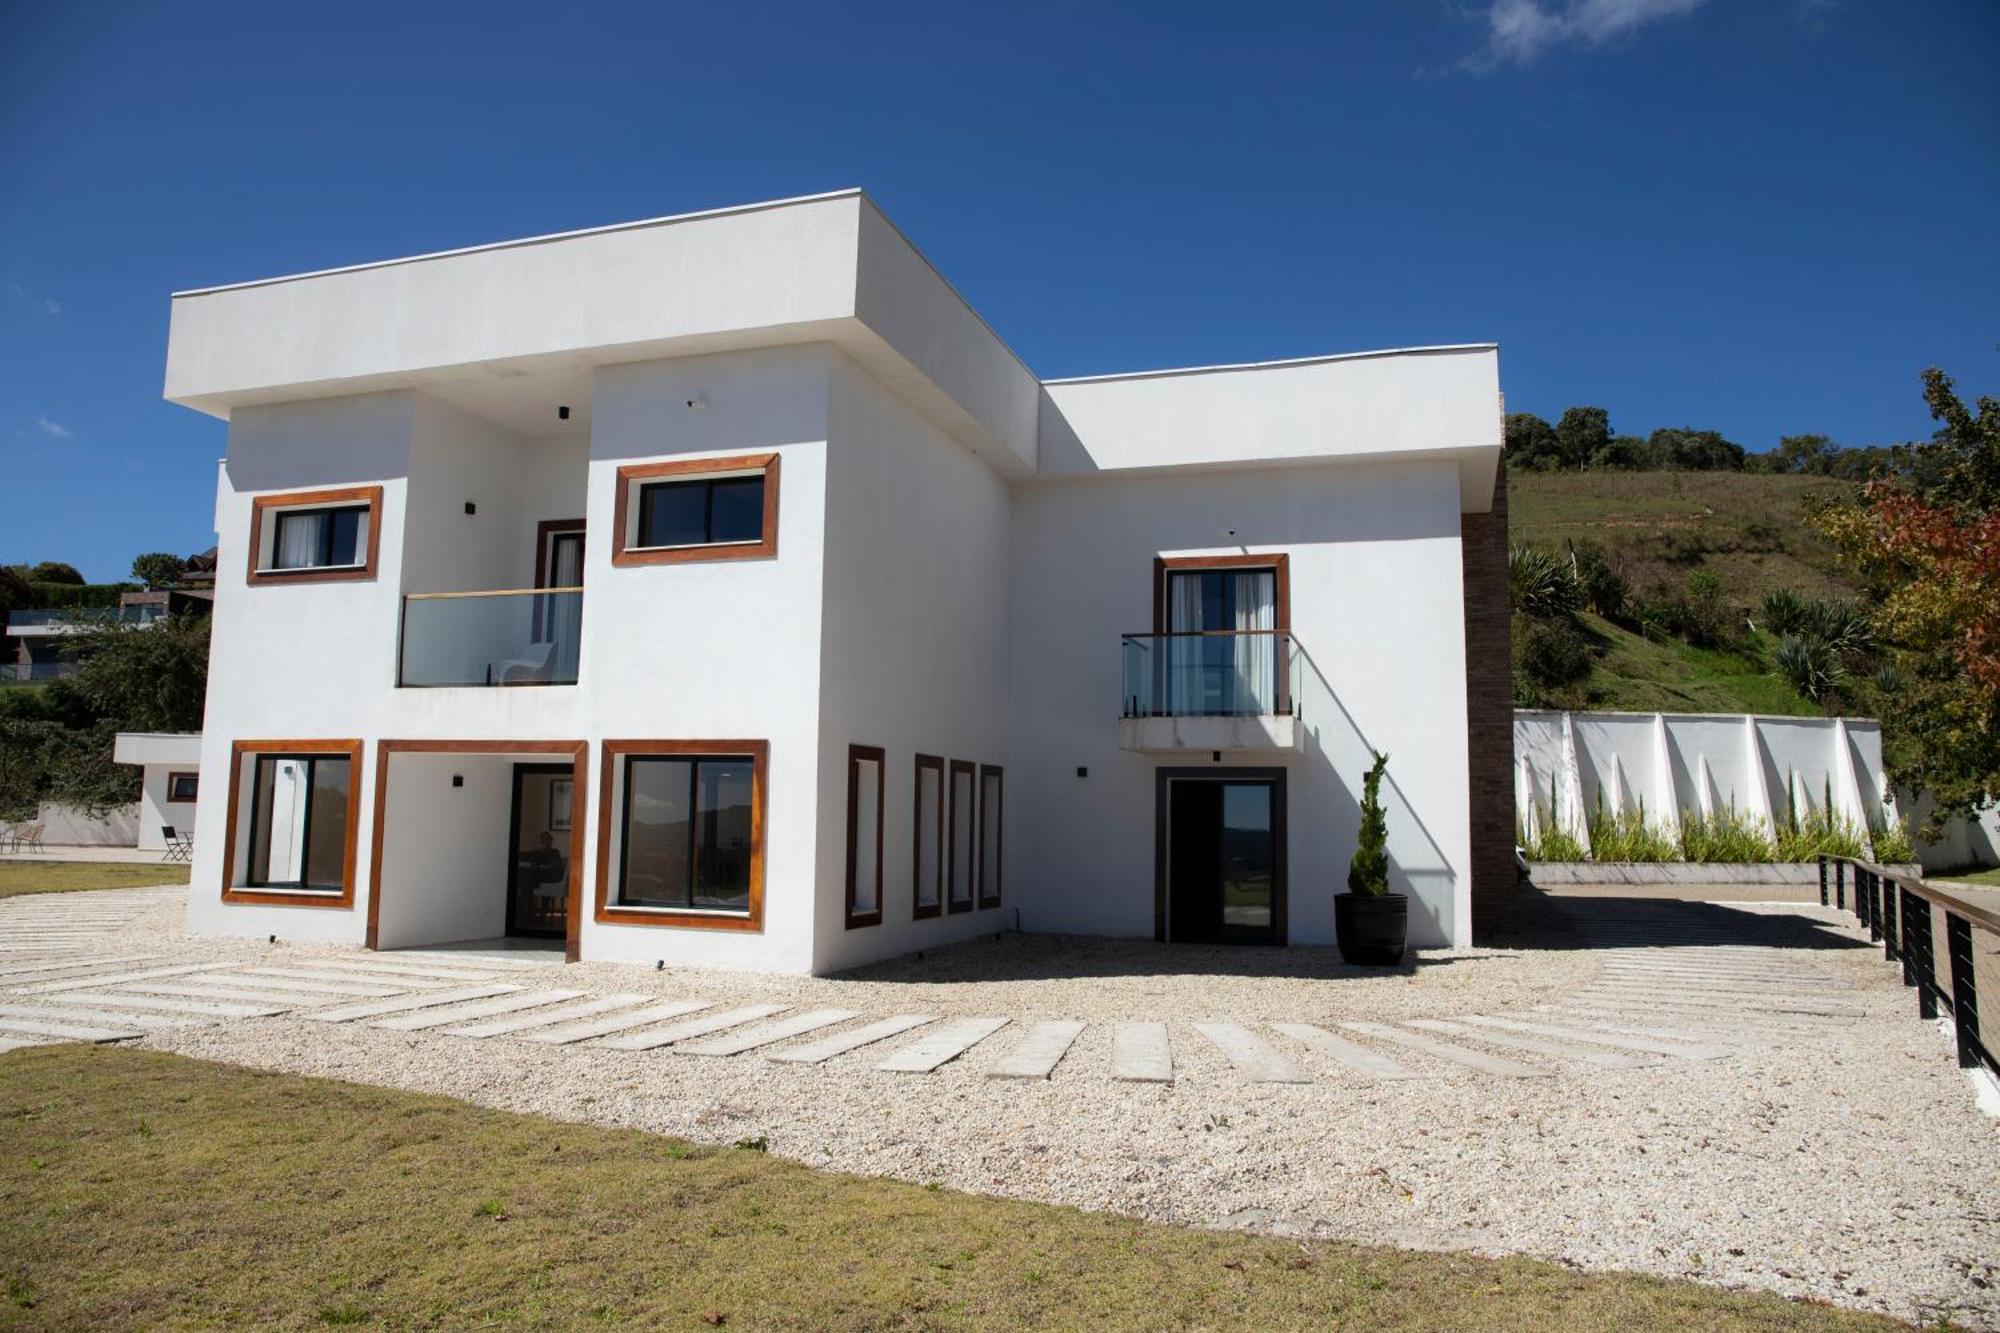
[1336,750,1407,965]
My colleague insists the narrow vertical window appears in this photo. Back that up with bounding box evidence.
[947,759,976,914]
[977,764,1004,910]
[912,754,943,919]
[845,745,884,928]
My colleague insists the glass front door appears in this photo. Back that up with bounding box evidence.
[1164,774,1283,944]
[507,764,573,939]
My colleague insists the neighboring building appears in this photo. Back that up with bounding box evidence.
[2,602,165,683]
[161,189,1509,973]
[113,731,204,851]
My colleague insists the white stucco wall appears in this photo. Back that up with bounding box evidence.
[1009,459,1474,949]
[812,353,1014,972]
[374,752,514,948]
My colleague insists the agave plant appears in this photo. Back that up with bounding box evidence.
[1775,633,1842,702]
[1507,546,1582,619]
[1761,588,1809,636]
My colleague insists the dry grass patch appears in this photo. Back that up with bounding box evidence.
[0,1046,1909,1331]
[0,860,189,897]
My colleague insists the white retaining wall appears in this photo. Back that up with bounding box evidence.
[1513,710,1892,854]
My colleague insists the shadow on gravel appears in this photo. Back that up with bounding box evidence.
[1484,883,1875,955]
[826,932,1498,986]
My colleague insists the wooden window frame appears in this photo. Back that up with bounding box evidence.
[365,739,589,961]
[166,771,200,803]
[844,744,885,929]
[220,738,364,909]
[246,485,383,585]
[533,518,587,641]
[594,739,768,932]
[976,764,1004,910]
[1151,552,1292,716]
[946,758,977,915]
[911,753,944,920]
[611,453,780,567]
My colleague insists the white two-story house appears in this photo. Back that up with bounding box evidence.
[163,190,1512,974]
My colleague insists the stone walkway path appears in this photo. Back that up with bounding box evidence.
[0,895,1865,1082]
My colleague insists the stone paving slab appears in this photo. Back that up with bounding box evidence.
[876,1017,1009,1073]
[766,1014,935,1064]
[986,1020,1085,1080]
[0,1002,201,1030]
[0,954,161,980]
[0,1015,146,1042]
[19,963,233,995]
[119,981,336,1007]
[520,1000,713,1045]
[597,1004,792,1053]
[679,1008,861,1057]
[226,968,419,995]
[444,994,652,1038]
[1571,987,1861,1017]
[1463,1015,1734,1060]
[1270,1023,1419,1080]
[1192,1021,1311,1084]
[49,991,290,1019]
[305,985,521,1023]
[1408,1017,1658,1070]
[1109,1022,1173,1083]
[373,990,588,1032]
[284,959,508,983]
[1342,1021,1551,1078]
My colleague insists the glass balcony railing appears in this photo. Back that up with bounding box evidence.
[0,662,76,683]
[398,588,583,687]
[1120,632,1299,719]
[6,606,164,630]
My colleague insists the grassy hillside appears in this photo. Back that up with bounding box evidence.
[1508,471,1864,716]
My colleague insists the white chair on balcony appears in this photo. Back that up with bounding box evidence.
[491,640,554,686]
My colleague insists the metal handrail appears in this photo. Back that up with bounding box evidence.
[1818,854,1997,1077]
[403,586,584,601]
[1119,628,1289,640]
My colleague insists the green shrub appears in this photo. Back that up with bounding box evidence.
[1587,801,1678,862]
[1678,807,1776,863]
[1773,809,1866,862]
[1507,546,1581,619]
[1870,817,1917,864]
[1518,819,1588,862]
[1346,751,1390,895]
[1516,616,1593,691]
[1761,589,1810,636]
[1774,634,1842,702]
[1570,543,1629,619]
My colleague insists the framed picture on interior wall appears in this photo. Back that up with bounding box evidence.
[549,777,573,832]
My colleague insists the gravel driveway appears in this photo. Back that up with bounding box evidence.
[2,885,1996,1327]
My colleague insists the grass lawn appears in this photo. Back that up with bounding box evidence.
[0,1048,1902,1331]
[1573,614,1822,717]
[0,860,189,898]
[1932,866,2000,888]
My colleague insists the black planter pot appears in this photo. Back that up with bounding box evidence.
[1335,892,1408,966]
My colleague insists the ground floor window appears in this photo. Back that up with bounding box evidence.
[977,764,1003,909]
[845,745,884,928]
[166,770,199,803]
[222,739,362,907]
[595,740,768,931]
[947,759,976,913]
[912,754,943,919]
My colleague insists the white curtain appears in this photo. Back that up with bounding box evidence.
[276,513,323,569]
[547,534,584,681]
[1169,575,1205,714]
[1231,571,1276,715]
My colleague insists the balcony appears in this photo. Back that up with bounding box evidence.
[1117,631,1303,753]
[398,587,582,688]
[6,606,165,633]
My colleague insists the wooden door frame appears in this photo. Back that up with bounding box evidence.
[367,739,589,961]
[1153,766,1288,945]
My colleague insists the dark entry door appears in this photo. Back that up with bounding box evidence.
[507,763,573,939]
[1160,771,1285,944]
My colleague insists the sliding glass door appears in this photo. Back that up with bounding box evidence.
[1165,568,1278,715]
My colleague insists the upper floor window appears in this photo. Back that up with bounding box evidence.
[247,485,382,585]
[612,453,779,567]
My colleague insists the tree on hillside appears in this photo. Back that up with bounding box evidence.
[1812,367,2000,830]
[0,566,32,615]
[1505,412,1561,469]
[65,614,210,734]
[130,552,188,590]
[1555,407,1611,470]
[30,561,84,585]
[1648,427,1746,472]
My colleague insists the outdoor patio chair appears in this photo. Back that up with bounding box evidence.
[491,640,554,686]
[161,825,194,863]
[0,823,21,853]
[20,823,44,854]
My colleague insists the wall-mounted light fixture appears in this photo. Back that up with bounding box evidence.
[463,501,476,516]
[557,405,571,421]
[451,774,464,788]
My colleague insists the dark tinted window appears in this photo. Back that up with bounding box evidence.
[637,476,765,548]
[619,755,755,911]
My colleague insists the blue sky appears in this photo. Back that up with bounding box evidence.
[3,0,1995,581]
